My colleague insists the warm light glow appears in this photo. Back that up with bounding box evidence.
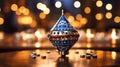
[112,39,116,47]
[37,3,47,11]
[35,49,40,54]
[111,29,117,39]
[71,20,81,28]
[111,28,117,47]
[67,16,75,22]
[112,51,116,60]
[11,4,18,11]
[86,29,94,39]
[74,1,81,8]
[20,31,35,41]
[0,17,4,25]
[39,12,46,19]
[30,21,37,27]
[86,49,91,53]
[84,7,91,14]
[23,9,30,15]
[0,32,4,40]
[65,12,71,18]
[114,16,120,23]
[35,42,41,48]
[106,3,112,10]
[96,0,103,7]
[35,30,42,39]
[43,8,50,15]
[20,6,29,15]
[95,13,103,20]
[21,42,28,47]
[35,29,46,39]
[18,16,33,25]
[36,2,42,10]
[55,1,62,8]
[87,43,91,48]
[16,6,30,15]
[76,14,82,21]
[80,17,87,25]
[16,10,21,15]
[105,12,112,19]
[19,6,25,14]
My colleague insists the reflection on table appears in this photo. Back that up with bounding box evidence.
[0,49,120,67]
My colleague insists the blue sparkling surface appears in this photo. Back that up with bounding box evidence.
[49,15,79,52]
[51,15,76,32]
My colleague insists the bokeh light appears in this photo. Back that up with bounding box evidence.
[71,20,81,28]
[67,15,75,23]
[39,12,46,19]
[19,6,25,14]
[35,42,41,48]
[36,2,42,10]
[95,13,103,20]
[96,0,103,7]
[106,3,112,10]
[0,17,4,25]
[80,17,88,25]
[55,1,62,8]
[65,12,71,18]
[114,16,120,23]
[76,14,82,21]
[16,6,30,15]
[11,4,18,11]
[36,3,47,11]
[18,16,33,25]
[112,51,117,60]
[30,20,37,28]
[43,8,50,15]
[105,12,112,19]
[84,7,91,14]
[74,1,81,8]
[16,10,21,15]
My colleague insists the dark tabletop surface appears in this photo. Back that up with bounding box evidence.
[0,49,120,67]
[0,35,120,67]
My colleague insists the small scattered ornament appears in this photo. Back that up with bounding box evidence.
[80,54,85,58]
[41,55,46,59]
